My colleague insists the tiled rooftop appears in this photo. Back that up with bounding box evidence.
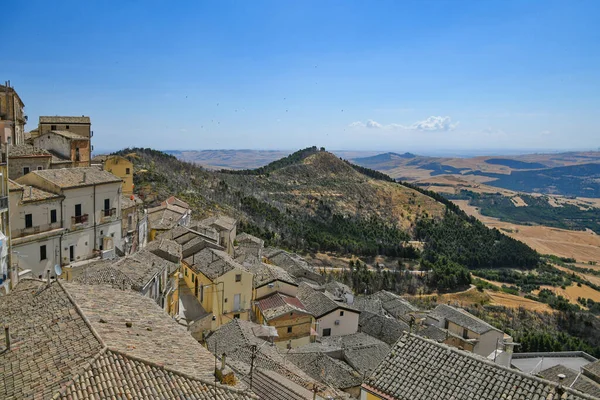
[148,203,189,230]
[539,365,600,398]
[247,262,298,289]
[121,193,143,210]
[185,247,244,281]
[286,352,363,389]
[40,116,91,124]
[297,282,359,319]
[0,280,103,399]
[63,282,216,380]
[49,130,90,140]
[162,195,190,209]
[2,280,253,398]
[9,181,62,203]
[372,290,420,317]
[429,304,501,335]
[358,311,409,345]
[7,143,50,157]
[257,292,309,321]
[146,237,183,264]
[363,333,597,400]
[202,215,237,231]
[236,232,264,245]
[19,167,122,189]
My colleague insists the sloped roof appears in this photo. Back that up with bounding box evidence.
[186,247,245,281]
[162,195,190,209]
[297,283,359,319]
[49,130,90,140]
[286,352,363,389]
[257,292,309,321]
[116,250,177,290]
[202,214,237,231]
[429,304,501,335]
[539,365,600,398]
[248,262,298,289]
[372,290,420,317]
[19,167,122,189]
[236,232,264,245]
[584,360,600,384]
[40,115,91,124]
[1,280,251,399]
[417,324,448,342]
[148,203,189,230]
[146,238,182,264]
[63,349,256,400]
[72,260,135,288]
[363,333,596,400]
[358,311,409,345]
[241,368,313,400]
[17,184,62,203]
[0,280,103,399]
[7,143,51,157]
[121,193,143,210]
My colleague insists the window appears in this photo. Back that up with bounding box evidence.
[322,328,331,337]
[104,198,110,210]
[233,314,240,319]
[6,137,11,145]
[75,147,80,161]
[444,320,449,329]
[126,167,131,174]
[287,326,293,333]
[37,166,43,170]
[23,167,30,175]
[462,328,469,339]
[75,204,82,217]
[25,214,33,228]
[65,125,69,129]
[50,209,57,223]
[339,310,344,316]
[51,125,56,130]
[184,268,188,276]
[40,245,47,260]
[235,274,242,282]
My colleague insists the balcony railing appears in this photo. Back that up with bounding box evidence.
[102,208,117,217]
[12,222,62,238]
[101,208,117,222]
[72,214,89,226]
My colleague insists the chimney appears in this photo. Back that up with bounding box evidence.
[47,269,51,285]
[4,326,9,350]
[221,353,226,370]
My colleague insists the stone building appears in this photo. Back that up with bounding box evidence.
[7,144,52,179]
[37,115,91,139]
[0,81,26,145]
[33,130,91,167]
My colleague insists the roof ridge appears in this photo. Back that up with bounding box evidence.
[105,348,258,397]
[57,280,106,348]
[402,333,600,400]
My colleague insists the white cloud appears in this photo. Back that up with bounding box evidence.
[540,130,552,136]
[481,127,506,136]
[348,116,459,132]
[409,116,459,131]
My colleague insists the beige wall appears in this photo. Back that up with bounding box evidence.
[255,280,298,300]
[13,236,61,279]
[33,133,91,167]
[39,123,90,138]
[101,156,133,195]
[9,194,62,238]
[317,309,359,337]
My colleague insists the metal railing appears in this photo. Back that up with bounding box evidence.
[71,214,89,225]
[102,208,116,217]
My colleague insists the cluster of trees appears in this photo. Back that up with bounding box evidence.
[515,331,599,357]
[421,258,471,292]
[415,210,539,270]
[472,265,571,293]
[526,289,581,312]
[577,297,600,314]
[239,195,418,257]
[326,260,427,295]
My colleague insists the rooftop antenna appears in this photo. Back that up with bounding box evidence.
[54,264,62,279]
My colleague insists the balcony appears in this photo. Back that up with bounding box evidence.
[71,214,89,229]
[12,222,62,239]
[101,208,117,222]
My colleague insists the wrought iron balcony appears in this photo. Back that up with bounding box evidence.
[71,214,89,225]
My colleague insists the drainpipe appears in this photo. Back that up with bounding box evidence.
[93,183,96,252]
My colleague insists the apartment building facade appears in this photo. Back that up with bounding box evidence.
[0,81,26,145]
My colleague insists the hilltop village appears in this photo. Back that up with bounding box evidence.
[2,83,600,400]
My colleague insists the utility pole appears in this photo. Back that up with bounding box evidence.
[249,344,257,391]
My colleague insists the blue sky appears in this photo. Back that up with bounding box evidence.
[4,0,600,154]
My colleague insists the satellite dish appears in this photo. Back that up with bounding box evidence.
[54,264,62,277]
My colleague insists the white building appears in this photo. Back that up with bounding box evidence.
[16,168,123,268]
[8,180,64,279]
[297,282,360,337]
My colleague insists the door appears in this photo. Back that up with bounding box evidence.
[104,199,110,210]
[234,294,241,311]
[69,245,75,262]
[75,204,82,217]
[194,278,199,297]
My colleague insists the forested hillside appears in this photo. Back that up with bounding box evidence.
[115,146,539,270]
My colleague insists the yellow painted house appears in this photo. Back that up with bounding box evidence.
[92,155,134,195]
[182,247,253,329]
